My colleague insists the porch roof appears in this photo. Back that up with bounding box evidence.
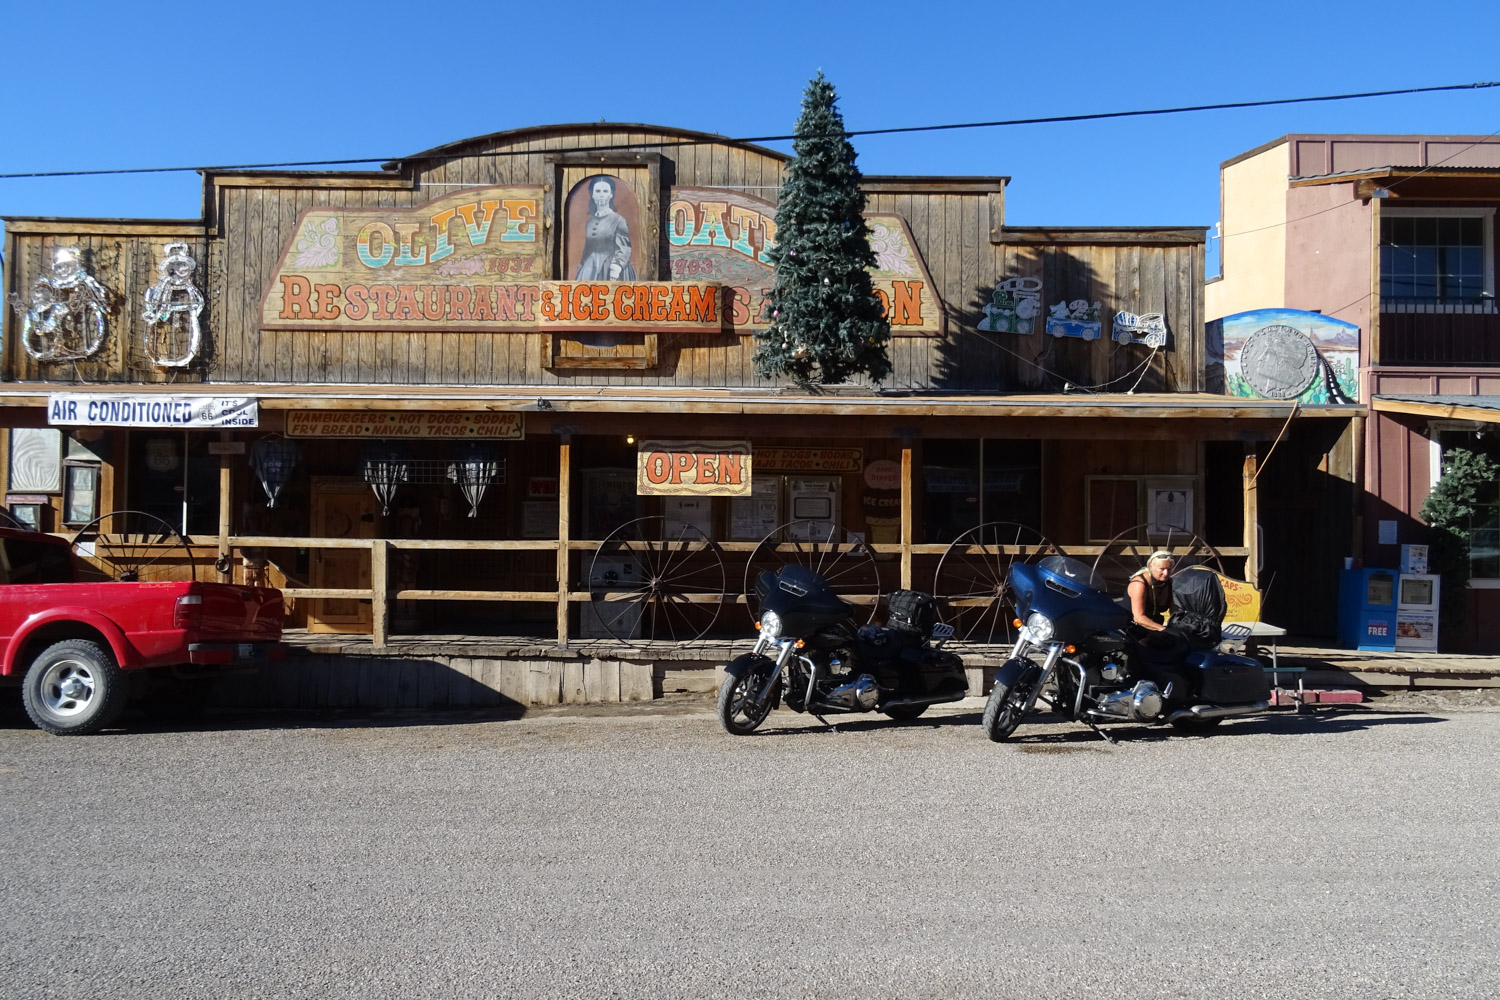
[0,383,1360,421]
[1372,393,1500,424]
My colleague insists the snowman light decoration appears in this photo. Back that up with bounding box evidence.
[7,246,111,361]
[141,242,205,367]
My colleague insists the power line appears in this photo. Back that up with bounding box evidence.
[1,80,1496,181]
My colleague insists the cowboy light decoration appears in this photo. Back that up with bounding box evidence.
[141,242,205,366]
[7,246,110,361]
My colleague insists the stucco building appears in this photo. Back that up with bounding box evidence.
[1209,133,1500,649]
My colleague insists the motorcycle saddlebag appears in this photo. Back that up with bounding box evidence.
[886,590,938,636]
[1185,652,1270,703]
[897,647,968,695]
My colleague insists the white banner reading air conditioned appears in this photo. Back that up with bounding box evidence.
[47,395,259,429]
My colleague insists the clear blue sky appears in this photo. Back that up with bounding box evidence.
[1,0,1496,286]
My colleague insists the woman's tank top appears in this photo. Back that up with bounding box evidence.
[1128,568,1172,623]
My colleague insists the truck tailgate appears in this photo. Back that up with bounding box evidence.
[194,583,284,641]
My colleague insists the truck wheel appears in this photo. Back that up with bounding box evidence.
[22,640,128,735]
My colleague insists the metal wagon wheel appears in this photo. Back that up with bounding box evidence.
[742,520,884,624]
[933,521,1061,645]
[587,516,725,645]
[68,510,195,583]
[1089,524,1226,597]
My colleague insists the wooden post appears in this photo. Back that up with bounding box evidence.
[557,434,572,647]
[1368,196,1381,366]
[1243,446,1259,587]
[371,539,389,648]
[900,445,913,590]
[1351,413,1366,564]
[217,430,233,580]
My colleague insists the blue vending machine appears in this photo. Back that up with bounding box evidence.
[1337,568,1399,651]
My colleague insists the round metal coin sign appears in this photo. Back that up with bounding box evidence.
[1240,324,1318,400]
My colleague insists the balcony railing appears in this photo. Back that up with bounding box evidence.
[1379,300,1500,365]
[1381,296,1496,315]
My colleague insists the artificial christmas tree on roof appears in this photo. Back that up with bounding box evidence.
[754,72,891,387]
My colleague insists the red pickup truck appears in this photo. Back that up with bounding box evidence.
[0,527,284,735]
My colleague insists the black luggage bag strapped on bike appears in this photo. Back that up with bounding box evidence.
[1169,566,1228,649]
[886,589,938,635]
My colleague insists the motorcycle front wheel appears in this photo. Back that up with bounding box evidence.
[717,667,775,735]
[982,675,1031,742]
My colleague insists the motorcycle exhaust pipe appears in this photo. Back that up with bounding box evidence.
[1165,701,1270,723]
[815,674,881,712]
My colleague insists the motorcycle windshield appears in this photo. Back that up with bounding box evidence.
[754,564,854,633]
[1034,555,1110,593]
[1008,556,1130,638]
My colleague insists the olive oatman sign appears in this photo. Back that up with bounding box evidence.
[261,186,942,336]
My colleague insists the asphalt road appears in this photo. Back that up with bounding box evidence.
[1,695,1496,1000]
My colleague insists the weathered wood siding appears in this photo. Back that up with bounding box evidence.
[4,126,1205,392]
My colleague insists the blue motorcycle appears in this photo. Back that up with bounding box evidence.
[982,556,1270,742]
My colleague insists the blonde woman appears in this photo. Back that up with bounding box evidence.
[1125,551,1174,632]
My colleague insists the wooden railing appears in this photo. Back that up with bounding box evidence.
[224,536,1249,648]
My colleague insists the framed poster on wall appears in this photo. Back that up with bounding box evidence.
[8,500,44,531]
[62,461,100,527]
[730,476,782,540]
[1146,477,1196,536]
[663,496,714,539]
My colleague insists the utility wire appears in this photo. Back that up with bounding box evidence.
[1,81,1496,181]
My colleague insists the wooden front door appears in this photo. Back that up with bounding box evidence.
[308,478,377,634]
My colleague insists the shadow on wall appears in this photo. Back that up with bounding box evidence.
[1256,421,1358,638]
[933,255,1172,394]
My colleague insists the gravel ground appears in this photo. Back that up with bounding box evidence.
[0,694,1496,1000]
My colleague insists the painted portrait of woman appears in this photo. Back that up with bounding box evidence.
[569,175,639,281]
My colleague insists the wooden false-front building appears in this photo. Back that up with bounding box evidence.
[1,124,1359,646]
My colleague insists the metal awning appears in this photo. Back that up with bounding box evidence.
[1372,394,1500,423]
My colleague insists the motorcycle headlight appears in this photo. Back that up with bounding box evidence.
[759,610,783,641]
[1025,612,1054,643]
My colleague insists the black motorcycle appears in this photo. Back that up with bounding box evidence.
[716,564,969,735]
[982,555,1270,742]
